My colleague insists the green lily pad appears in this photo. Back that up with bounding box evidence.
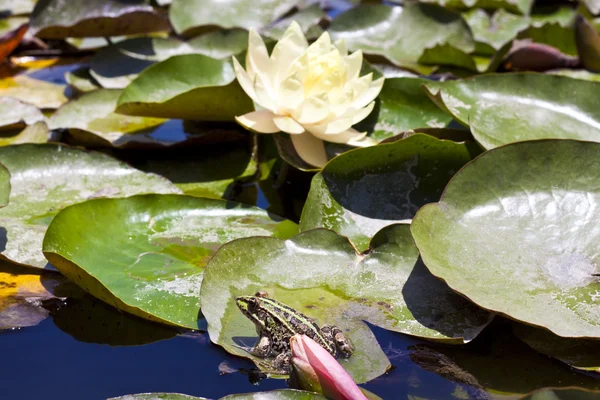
[0,122,50,146]
[513,323,600,373]
[43,194,298,329]
[0,97,45,129]
[116,54,253,120]
[463,9,528,55]
[128,142,257,199]
[522,388,600,400]
[425,73,600,149]
[90,31,248,89]
[411,140,600,339]
[0,0,36,15]
[30,0,169,38]
[200,225,493,382]
[519,7,577,56]
[363,78,451,141]
[109,390,327,400]
[0,74,67,109]
[64,67,101,93]
[261,4,325,40]
[328,3,475,69]
[169,0,299,37]
[300,134,479,252]
[0,143,180,269]
[420,0,533,15]
[48,89,184,148]
[548,69,600,82]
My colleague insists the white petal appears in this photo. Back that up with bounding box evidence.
[278,71,305,112]
[273,116,305,134]
[247,29,273,91]
[345,50,363,81]
[348,132,377,147]
[352,77,385,110]
[309,127,367,144]
[306,31,334,59]
[235,111,279,133]
[294,95,330,125]
[271,21,309,85]
[305,115,354,136]
[290,133,328,168]
[254,73,277,112]
[330,73,371,116]
[232,56,257,102]
[349,101,375,125]
[334,38,347,56]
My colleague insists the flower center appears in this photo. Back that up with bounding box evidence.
[302,50,346,97]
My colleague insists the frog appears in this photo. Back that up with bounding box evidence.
[235,291,354,373]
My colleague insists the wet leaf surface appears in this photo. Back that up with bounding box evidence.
[412,140,600,338]
[425,73,600,149]
[0,143,180,269]
[116,54,253,120]
[43,194,298,329]
[0,96,45,129]
[329,3,475,69]
[0,71,68,109]
[201,225,493,383]
[109,390,327,400]
[30,0,170,38]
[300,134,479,251]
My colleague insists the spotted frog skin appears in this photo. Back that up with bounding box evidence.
[235,291,353,373]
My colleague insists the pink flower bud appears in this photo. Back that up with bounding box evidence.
[289,334,368,400]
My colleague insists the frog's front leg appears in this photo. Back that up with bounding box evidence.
[251,334,271,358]
[271,350,292,374]
[321,324,354,357]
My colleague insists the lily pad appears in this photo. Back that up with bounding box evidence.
[0,261,69,330]
[411,140,600,339]
[328,3,475,69]
[48,89,177,148]
[43,194,298,329]
[463,9,528,55]
[0,96,45,129]
[261,4,325,40]
[420,0,533,15]
[0,22,27,62]
[519,7,577,56]
[300,134,479,251]
[0,74,67,109]
[584,0,600,15]
[425,73,600,149]
[362,78,451,141]
[513,323,600,373]
[0,143,180,269]
[0,0,36,15]
[548,69,600,82]
[0,122,50,146]
[522,388,600,400]
[116,54,253,120]
[30,0,169,38]
[200,225,493,382]
[90,31,248,89]
[109,390,327,400]
[64,67,101,93]
[169,0,300,36]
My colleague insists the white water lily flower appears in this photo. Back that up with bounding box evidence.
[233,21,384,168]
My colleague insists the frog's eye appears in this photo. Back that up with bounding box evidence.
[255,291,269,298]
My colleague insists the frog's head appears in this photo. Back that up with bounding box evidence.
[333,331,354,357]
[236,291,269,328]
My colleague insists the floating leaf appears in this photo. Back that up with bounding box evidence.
[128,143,257,199]
[30,0,169,38]
[48,89,180,148]
[518,7,577,56]
[116,54,253,120]
[0,97,45,129]
[43,194,298,329]
[522,388,600,400]
[583,0,600,15]
[169,0,299,36]
[425,73,600,149]
[0,22,27,62]
[300,134,478,251]
[0,122,50,146]
[261,4,325,40]
[0,73,67,109]
[0,0,36,15]
[513,323,600,373]
[201,225,493,382]
[0,144,180,269]
[0,261,69,330]
[90,31,248,89]
[64,67,101,93]
[576,14,600,72]
[419,0,533,15]
[412,140,600,338]
[328,3,475,69]
[463,9,528,55]
[548,68,600,81]
[109,390,327,400]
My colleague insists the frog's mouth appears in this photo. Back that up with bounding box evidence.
[235,296,262,325]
